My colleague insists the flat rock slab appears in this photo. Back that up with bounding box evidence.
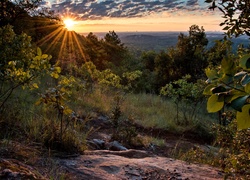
[59,149,223,180]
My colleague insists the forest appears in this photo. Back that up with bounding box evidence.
[0,0,249,179]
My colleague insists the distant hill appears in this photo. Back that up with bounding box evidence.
[82,31,249,52]
[119,33,178,52]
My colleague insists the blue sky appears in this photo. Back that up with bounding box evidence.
[41,0,223,33]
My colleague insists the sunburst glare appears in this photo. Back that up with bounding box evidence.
[63,18,76,31]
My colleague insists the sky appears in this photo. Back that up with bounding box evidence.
[41,0,223,33]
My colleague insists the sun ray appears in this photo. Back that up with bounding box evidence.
[36,27,63,46]
[44,28,66,53]
[72,31,87,62]
[58,30,68,63]
[28,24,62,31]
[68,31,73,62]
[71,31,96,81]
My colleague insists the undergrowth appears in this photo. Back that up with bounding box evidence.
[175,118,250,179]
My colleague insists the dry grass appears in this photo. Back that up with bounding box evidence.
[74,88,216,136]
[122,93,177,130]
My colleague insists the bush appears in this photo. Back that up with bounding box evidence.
[214,120,250,178]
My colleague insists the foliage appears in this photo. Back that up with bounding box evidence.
[204,0,250,129]
[122,70,142,92]
[176,118,249,178]
[213,120,250,178]
[41,118,87,153]
[168,25,208,81]
[160,75,206,125]
[138,51,158,92]
[0,25,59,112]
[0,0,60,39]
[102,31,127,67]
[110,94,138,146]
[84,33,108,70]
[206,37,234,68]
[154,51,174,91]
[75,61,142,92]
[203,51,250,129]
[36,75,85,147]
[178,146,220,167]
[0,0,41,26]
[137,25,209,93]
[206,0,250,37]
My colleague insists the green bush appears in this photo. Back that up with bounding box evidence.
[214,120,250,178]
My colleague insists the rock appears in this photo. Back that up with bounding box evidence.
[84,149,154,158]
[107,141,128,151]
[87,115,110,128]
[0,159,45,180]
[59,150,224,180]
[88,139,106,150]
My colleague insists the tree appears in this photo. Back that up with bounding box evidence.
[206,0,250,36]
[0,0,41,26]
[0,0,61,44]
[204,49,250,129]
[0,25,59,112]
[168,25,208,81]
[206,37,234,68]
[154,51,174,91]
[204,0,250,129]
[161,75,205,125]
[102,31,128,67]
[141,51,157,72]
[85,32,108,70]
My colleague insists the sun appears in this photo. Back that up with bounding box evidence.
[63,18,76,30]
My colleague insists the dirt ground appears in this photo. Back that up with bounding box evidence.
[0,115,224,179]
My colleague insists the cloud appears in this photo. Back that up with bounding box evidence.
[40,0,52,8]
[186,0,199,6]
[49,0,207,20]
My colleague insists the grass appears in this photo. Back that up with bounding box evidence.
[0,77,226,178]
[72,87,216,142]
[122,93,176,129]
[0,74,218,151]
[122,93,216,136]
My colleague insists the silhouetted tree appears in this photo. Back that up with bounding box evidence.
[207,0,250,37]
[169,25,208,80]
[102,31,128,67]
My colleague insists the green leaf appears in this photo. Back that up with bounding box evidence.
[239,54,250,69]
[37,47,42,56]
[205,68,218,80]
[32,83,39,89]
[236,104,250,130]
[230,95,249,111]
[245,83,250,94]
[42,54,48,59]
[234,71,247,81]
[220,74,233,84]
[241,74,250,86]
[203,84,216,95]
[221,57,235,75]
[226,89,248,102]
[207,94,224,113]
[51,72,59,79]
[54,67,61,73]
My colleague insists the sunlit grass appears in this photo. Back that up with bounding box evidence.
[72,87,216,136]
[122,93,176,130]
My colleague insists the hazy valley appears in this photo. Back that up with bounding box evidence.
[82,31,249,52]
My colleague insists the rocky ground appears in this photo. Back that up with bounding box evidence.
[0,115,224,179]
[59,150,223,180]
